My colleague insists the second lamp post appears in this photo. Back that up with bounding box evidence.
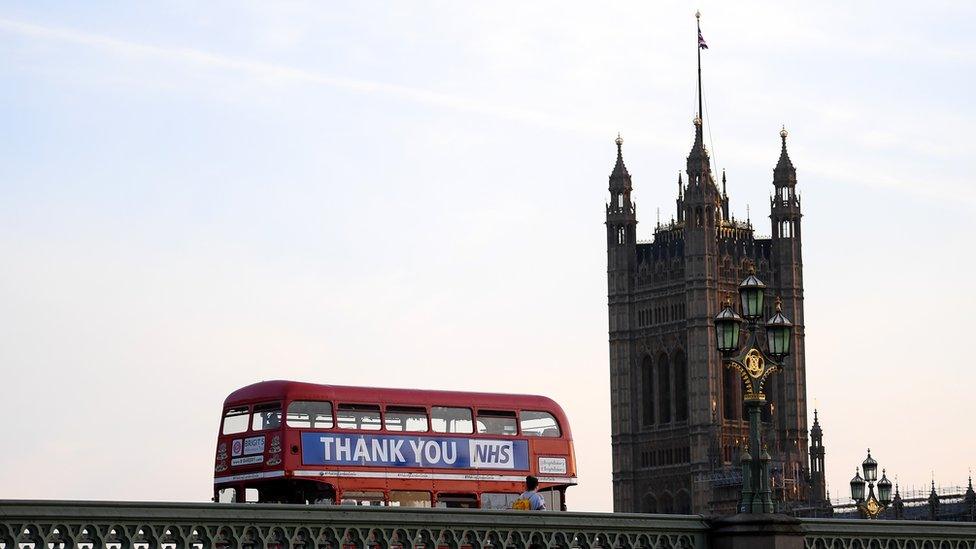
[714,266,793,514]
[850,449,893,519]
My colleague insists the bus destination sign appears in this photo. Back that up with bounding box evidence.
[301,433,529,470]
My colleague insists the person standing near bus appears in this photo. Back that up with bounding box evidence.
[512,476,547,511]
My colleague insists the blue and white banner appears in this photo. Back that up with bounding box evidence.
[301,432,529,470]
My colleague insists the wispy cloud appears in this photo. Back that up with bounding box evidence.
[0,17,660,145]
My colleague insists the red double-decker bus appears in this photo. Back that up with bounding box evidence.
[213,380,576,509]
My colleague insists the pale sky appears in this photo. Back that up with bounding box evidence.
[1,2,974,511]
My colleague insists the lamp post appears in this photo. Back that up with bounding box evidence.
[850,449,892,519]
[714,266,793,514]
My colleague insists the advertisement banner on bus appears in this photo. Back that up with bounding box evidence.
[300,432,529,470]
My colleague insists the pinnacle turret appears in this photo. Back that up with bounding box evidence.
[686,117,713,184]
[610,133,632,190]
[774,126,796,185]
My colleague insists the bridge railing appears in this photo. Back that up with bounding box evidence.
[0,500,708,549]
[802,518,976,548]
[3,501,975,549]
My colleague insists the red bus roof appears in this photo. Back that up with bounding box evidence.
[223,380,572,437]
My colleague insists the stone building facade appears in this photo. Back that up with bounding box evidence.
[605,116,809,514]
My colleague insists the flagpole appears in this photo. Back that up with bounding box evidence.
[696,10,703,121]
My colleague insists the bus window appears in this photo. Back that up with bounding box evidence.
[343,491,385,506]
[390,491,431,507]
[337,404,382,430]
[431,407,473,434]
[245,488,260,503]
[251,403,282,431]
[436,493,478,508]
[482,492,519,510]
[222,406,249,435]
[540,488,563,511]
[520,410,561,437]
[384,406,428,432]
[287,400,334,429]
[476,410,518,436]
[216,487,237,503]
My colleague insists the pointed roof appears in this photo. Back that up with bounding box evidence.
[811,408,822,438]
[686,117,713,180]
[774,126,797,185]
[609,133,632,190]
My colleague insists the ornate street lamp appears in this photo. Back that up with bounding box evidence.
[715,299,743,353]
[850,469,865,502]
[850,449,893,519]
[713,265,793,514]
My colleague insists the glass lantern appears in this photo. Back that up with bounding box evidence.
[878,469,892,505]
[738,269,766,321]
[765,297,793,359]
[850,469,866,502]
[714,300,743,353]
[862,449,878,483]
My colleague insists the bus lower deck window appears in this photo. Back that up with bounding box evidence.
[436,493,477,508]
[390,491,431,507]
[482,493,519,510]
[540,488,563,511]
[216,487,237,503]
[342,491,385,506]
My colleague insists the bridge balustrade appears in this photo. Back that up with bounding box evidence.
[0,501,707,549]
[2,501,975,549]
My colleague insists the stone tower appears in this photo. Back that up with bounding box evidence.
[604,78,809,513]
[808,410,829,514]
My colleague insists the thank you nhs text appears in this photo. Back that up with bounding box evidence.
[301,433,529,470]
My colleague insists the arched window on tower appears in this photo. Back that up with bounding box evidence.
[641,355,655,426]
[618,193,624,208]
[659,492,674,514]
[617,226,626,245]
[675,490,692,514]
[658,353,672,424]
[641,494,658,514]
[673,350,688,422]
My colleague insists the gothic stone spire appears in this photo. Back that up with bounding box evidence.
[610,133,632,190]
[774,126,797,185]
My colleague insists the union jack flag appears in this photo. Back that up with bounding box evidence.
[698,30,708,49]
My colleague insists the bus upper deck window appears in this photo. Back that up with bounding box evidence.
[431,407,473,434]
[520,411,561,437]
[476,410,518,436]
[252,403,282,431]
[222,406,249,435]
[337,404,381,430]
[287,400,334,429]
[385,406,428,432]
